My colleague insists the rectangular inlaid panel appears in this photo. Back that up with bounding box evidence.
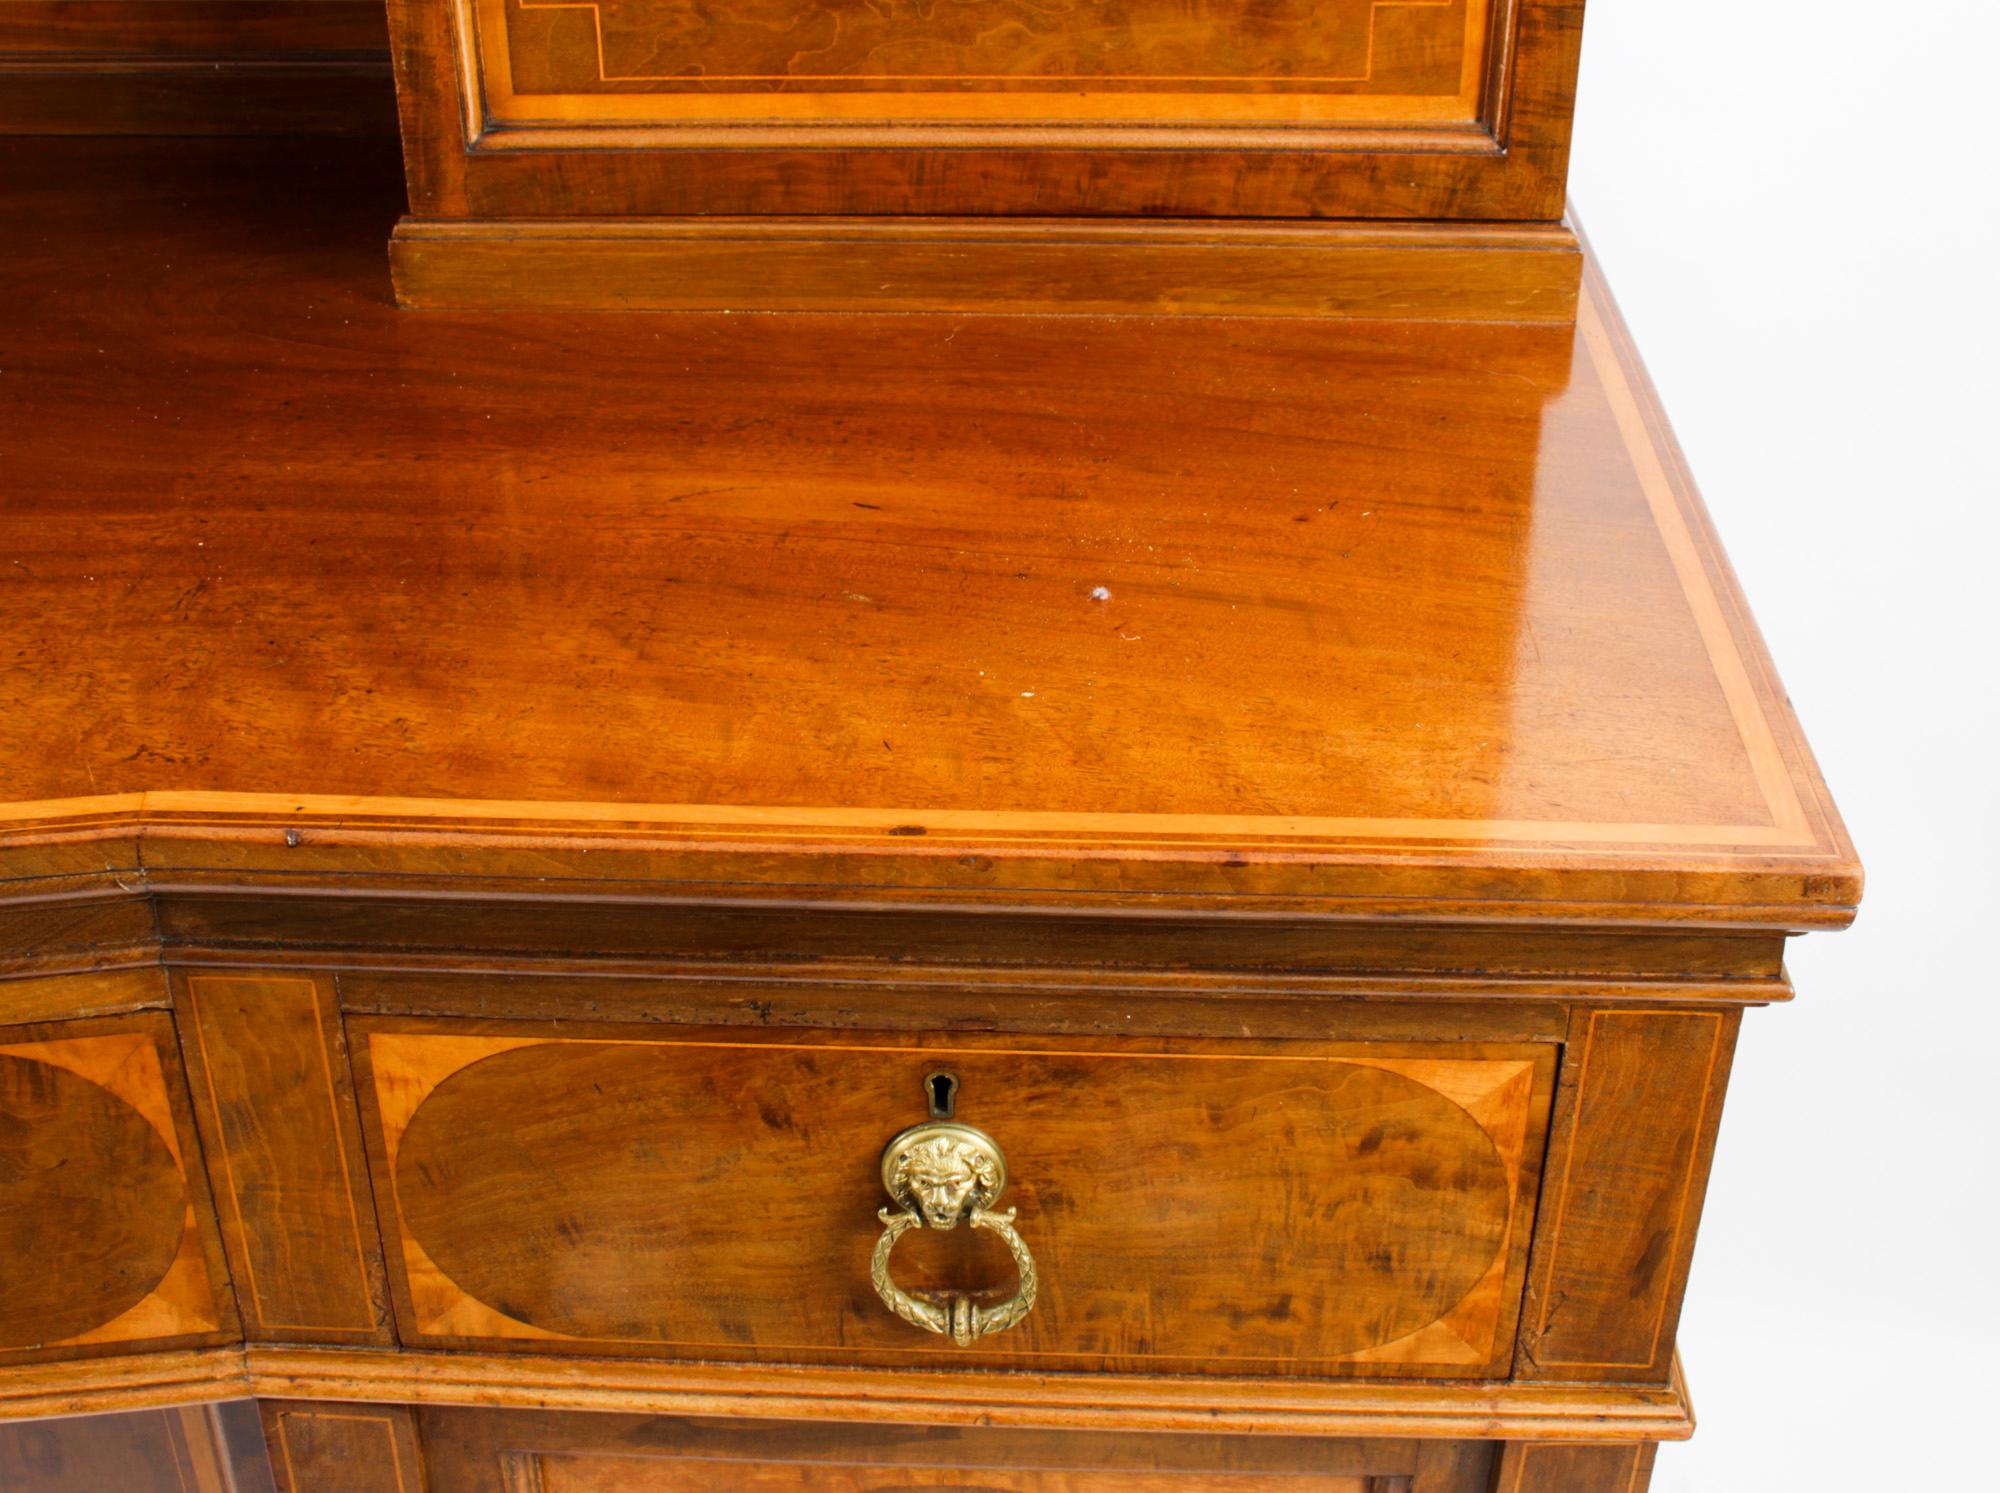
[264,1403,424,1493]
[1521,1010,1738,1380]
[1493,1442,1656,1493]
[355,1020,1554,1378]
[478,0,1491,126]
[178,973,389,1341]
[0,1011,235,1360]
[421,1410,1474,1492]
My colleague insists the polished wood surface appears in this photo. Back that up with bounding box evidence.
[390,0,1579,219]
[177,974,390,1345]
[1492,1441,1658,1492]
[0,137,1857,1493]
[0,138,1854,931]
[0,1048,185,1346]
[1521,1009,1738,1381]
[384,0,1583,308]
[419,1410,1492,1492]
[0,1,387,54]
[0,1013,236,1362]
[262,1401,423,1493]
[0,1,394,134]
[389,216,1584,321]
[351,1020,1550,1374]
[0,1340,1696,1439]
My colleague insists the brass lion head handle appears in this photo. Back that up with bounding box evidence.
[872,1121,1038,1346]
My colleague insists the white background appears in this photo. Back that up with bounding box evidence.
[1567,2,1999,1486]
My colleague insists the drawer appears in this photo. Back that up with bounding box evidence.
[353,1020,1553,1378]
[416,1407,1497,1492]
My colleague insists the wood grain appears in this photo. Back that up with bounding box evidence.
[0,2,387,56]
[388,0,1579,216]
[1492,1441,1657,1493]
[0,136,1849,1488]
[0,1,394,135]
[0,1349,248,1422]
[1520,1009,1738,1381]
[177,974,389,1342]
[0,1014,234,1359]
[0,139,1857,931]
[388,216,1583,320]
[0,1053,185,1347]
[420,1408,1465,1492]
[0,967,168,1027]
[0,1341,1694,1436]
[356,1021,1551,1375]
[264,1401,424,1493]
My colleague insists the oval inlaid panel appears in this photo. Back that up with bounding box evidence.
[395,1042,1514,1364]
[0,1054,185,1347]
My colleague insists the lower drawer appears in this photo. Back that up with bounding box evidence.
[416,1408,1495,1493]
[352,1019,1554,1378]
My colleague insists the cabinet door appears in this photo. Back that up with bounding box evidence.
[393,0,1582,220]
[0,1011,235,1359]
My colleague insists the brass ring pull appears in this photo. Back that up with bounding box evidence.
[871,1121,1038,1346]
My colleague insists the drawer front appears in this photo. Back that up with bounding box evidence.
[419,1408,1495,1492]
[354,1021,1553,1377]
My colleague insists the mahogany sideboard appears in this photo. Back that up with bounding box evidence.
[0,137,1858,1491]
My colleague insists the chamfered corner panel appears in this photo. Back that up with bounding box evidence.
[177,972,393,1344]
[352,1020,1555,1378]
[0,1011,236,1358]
[1519,1008,1740,1383]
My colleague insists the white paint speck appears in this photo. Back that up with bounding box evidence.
[1089,585,1112,602]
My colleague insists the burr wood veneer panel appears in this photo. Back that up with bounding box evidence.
[0,1013,235,1360]
[354,1022,1555,1376]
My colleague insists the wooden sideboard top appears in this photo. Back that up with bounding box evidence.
[0,139,1856,930]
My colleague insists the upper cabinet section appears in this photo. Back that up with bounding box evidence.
[390,0,1585,219]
